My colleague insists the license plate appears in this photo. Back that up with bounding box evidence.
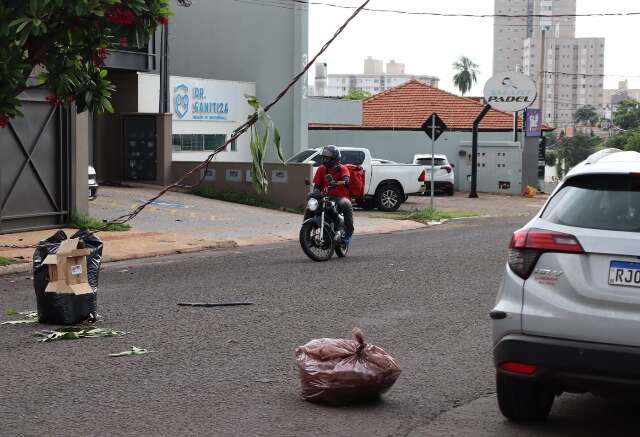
[609,261,640,288]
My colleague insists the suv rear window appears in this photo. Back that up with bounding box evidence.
[542,174,640,232]
[415,158,447,166]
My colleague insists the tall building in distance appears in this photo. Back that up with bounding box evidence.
[314,57,439,98]
[493,0,605,129]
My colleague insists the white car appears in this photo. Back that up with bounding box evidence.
[89,166,98,199]
[288,147,426,211]
[412,154,455,196]
[491,148,640,421]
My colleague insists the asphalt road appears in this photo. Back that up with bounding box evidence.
[1,218,638,437]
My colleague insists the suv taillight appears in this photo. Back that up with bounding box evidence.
[442,165,452,173]
[507,228,584,279]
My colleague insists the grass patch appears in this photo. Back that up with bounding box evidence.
[193,187,303,214]
[403,208,480,221]
[69,211,131,232]
[0,256,18,267]
[372,208,479,222]
[5,308,18,316]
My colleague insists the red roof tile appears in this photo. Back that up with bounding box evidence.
[310,80,549,131]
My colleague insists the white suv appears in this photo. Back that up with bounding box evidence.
[412,154,455,196]
[492,149,640,421]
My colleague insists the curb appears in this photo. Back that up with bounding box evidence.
[0,240,238,277]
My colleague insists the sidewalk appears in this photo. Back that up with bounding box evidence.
[0,186,425,274]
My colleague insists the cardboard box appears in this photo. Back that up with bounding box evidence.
[43,238,92,294]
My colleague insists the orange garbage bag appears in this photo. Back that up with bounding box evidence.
[295,328,401,405]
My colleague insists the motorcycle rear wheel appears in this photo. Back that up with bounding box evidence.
[299,222,334,262]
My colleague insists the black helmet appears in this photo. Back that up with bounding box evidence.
[321,145,341,166]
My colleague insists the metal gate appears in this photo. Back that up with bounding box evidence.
[0,95,70,233]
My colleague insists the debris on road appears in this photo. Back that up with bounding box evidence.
[33,230,103,325]
[33,327,125,342]
[177,302,254,308]
[295,327,401,405]
[1,310,38,325]
[109,346,149,357]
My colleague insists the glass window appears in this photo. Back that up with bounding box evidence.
[287,149,317,163]
[415,157,447,166]
[542,174,640,232]
[341,150,366,165]
[172,134,226,152]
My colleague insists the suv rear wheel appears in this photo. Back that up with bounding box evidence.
[496,372,555,421]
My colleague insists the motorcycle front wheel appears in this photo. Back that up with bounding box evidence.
[299,222,334,262]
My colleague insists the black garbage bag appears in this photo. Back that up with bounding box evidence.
[33,230,103,325]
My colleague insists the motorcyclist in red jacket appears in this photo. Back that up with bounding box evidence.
[311,145,354,244]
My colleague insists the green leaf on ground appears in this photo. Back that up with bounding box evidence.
[69,211,131,232]
[109,346,149,357]
[0,257,19,267]
[5,309,18,316]
[33,327,126,342]
[1,319,37,325]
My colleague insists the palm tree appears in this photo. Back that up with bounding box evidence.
[452,56,479,96]
[574,105,599,126]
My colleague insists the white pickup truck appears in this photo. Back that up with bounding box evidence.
[288,147,426,211]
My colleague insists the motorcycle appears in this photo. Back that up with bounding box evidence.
[299,189,349,262]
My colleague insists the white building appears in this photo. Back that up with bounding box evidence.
[318,58,439,98]
[138,73,256,163]
[493,0,605,128]
[604,80,640,109]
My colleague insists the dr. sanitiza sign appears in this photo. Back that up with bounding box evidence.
[171,78,238,122]
[483,72,537,113]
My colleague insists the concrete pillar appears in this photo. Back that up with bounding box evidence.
[157,113,173,185]
[71,111,89,215]
[292,2,309,155]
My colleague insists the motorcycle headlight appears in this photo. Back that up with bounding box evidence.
[307,198,319,212]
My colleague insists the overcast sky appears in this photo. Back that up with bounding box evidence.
[308,0,640,95]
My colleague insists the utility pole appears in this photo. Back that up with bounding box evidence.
[538,28,546,120]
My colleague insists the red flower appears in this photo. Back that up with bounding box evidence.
[157,16,169,25]
[119,36,128,47]
[0,114,9,129]
[45,95,64,107]
[106,8,136,26]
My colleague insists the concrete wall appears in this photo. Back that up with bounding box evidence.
[306,98,362,126]
[169,0,309,160]
[308,129,540,194]
[71,111,89,215]
[171,162,313,210]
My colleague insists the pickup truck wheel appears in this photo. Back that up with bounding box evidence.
[376,185,402,212]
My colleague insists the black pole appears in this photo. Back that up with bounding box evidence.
[159,22,170,113]
[513,111,519,142]
[469,104,492,199]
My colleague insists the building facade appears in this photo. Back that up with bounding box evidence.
[493,0,605,129]
[309,81,546,195]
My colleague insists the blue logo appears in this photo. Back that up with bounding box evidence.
[174,84,189,119]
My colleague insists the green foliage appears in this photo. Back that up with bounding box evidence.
[0,256,18,267]
[69,211,131,231]
[550,133,600,178]
[574,105,599,126]
[344,88,372,100]
[374,208,479,221]
[246,95,285,194]
[0,1,172,125]
[452,56,479,96]
[602,129,640,152]
[613,99,640,130]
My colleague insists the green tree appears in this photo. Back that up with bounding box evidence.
[452,56,479,96]
[0,1,173,127]
[574,105,599,126]
[551,133,600,178]
[344,88,372,100]
[613,99,640,130]
[603,129,640,152]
